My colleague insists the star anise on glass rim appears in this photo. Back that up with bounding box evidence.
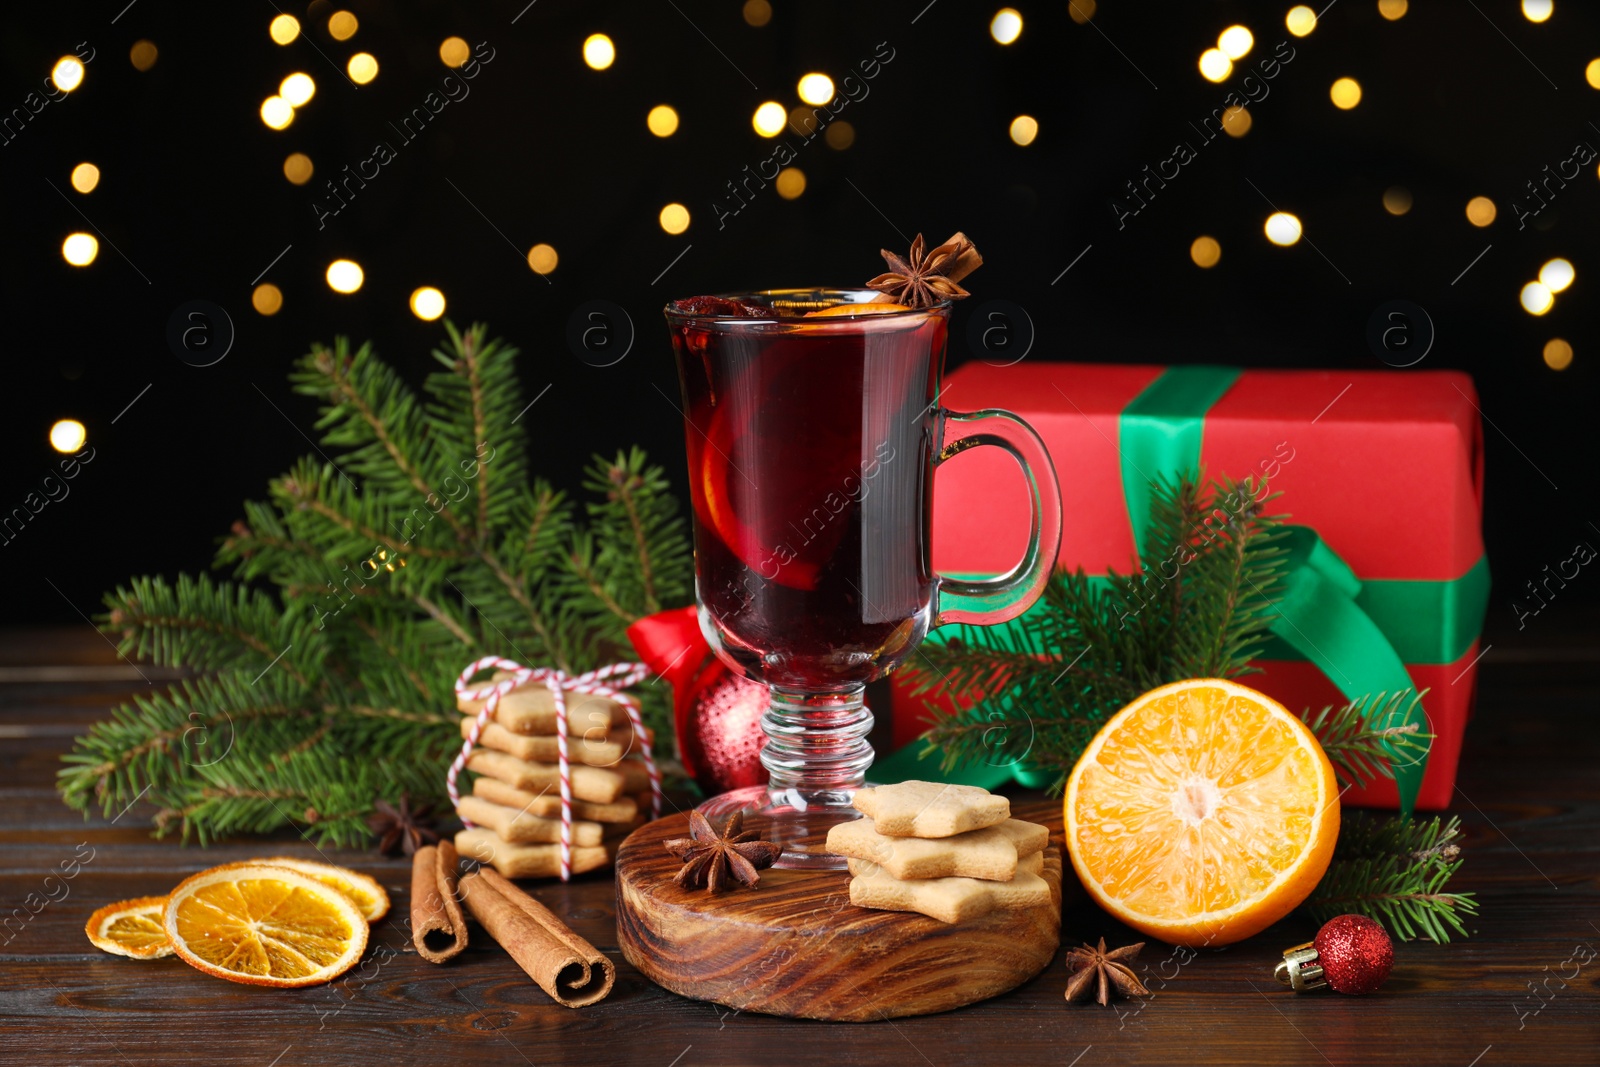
[867,233,975,308]
[662,811,783,893]
[368,792,441,856]
[1063,938,1151,1006]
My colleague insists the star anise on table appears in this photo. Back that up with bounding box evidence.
[662,811,783,893]
[368,792,441,857]
[867,232,976,308]
[1063,938,1151,1006]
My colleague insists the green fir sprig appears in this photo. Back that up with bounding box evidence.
[1309,813,1477,942]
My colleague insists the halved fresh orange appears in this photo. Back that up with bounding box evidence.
[803,302,913,316]
[163,863,369,987]
[85,896,174,959]
[257,856,390,922]
[1064,679,1340,947]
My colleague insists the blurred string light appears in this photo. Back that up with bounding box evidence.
[328,11,359,40]
[347,53,378,84]
[743,0,773,27]
[647,105,679,137]
[1465,196,1496,226]
[583,34,615,70]
[1587,59,1600,88]
[280,72,315,107]
[1068,0,1096,24]
[825,121,855,149]
[1520,281,1553,315]
[129,40,158,71]
[1382,186,1413,215]
[1378,0,1409,19]
[410,287,446,321]
[1190,236,1222,268]
[527,243,558,274]
[1521,0,1553,23]
[50,420,86,453]
[788,105,819,135]
[52,56,85,92]
[440,37,471,67]
[261,96,294,129]
[752,101,786,136]
[1539,257,1574,292]
[252,283,283,315]
[990,9,1023,45]
[775,167,806,200]
[1199,49,1232,83]
[62,233,98,266]
[1285,6,1317,36]
[1218,25,1254,60]
[1222,105,1251,137]
[797,73,835,105]
[1543,338,1573,370]
[1264,212,1303,246]
[283,152,314,185]
[269,14,301,45]
[1330,77,1362,109]
[659,203,691,234]
[326,259,364,293]
[1009,115,1039,146]
[70,163,100,194]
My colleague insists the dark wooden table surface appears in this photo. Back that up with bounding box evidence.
[3,620,1597,1066]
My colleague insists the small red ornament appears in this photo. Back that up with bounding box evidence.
[1275,914,1394,995]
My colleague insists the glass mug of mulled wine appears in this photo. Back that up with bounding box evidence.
[665,289,1061,867]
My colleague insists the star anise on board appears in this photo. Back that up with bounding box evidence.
[662,811,783,893]
[368,792,441,857]
[867,233,978,308]
[1063,938,1151,1006]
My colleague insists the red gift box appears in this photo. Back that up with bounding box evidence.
[885,362,1488,811]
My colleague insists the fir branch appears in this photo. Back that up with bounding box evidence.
[1307,812,1477,943]
[1300,690,1433,790]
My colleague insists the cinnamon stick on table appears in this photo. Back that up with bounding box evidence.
[458,867,616,1008]
[410,841,468,963]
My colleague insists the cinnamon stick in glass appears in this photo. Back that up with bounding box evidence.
[457,867,615,1007]
[410,841,468,963]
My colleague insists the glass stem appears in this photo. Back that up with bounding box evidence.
[762,685,874,812]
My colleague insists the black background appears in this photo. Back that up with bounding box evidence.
[0,0,1593,626]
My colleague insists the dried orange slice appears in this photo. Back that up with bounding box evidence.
[804,302,913,316]
[163,863,369,987]
[257,857,390,922]
[85,896,174,959]
[1064,679,1339,947]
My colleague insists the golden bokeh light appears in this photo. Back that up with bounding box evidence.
[1465,196,1497,227]
[410,287,446,321]
[1265,212,1303,246]
[1222,105,1251,137]
[1218,25,1254,60]
[280,72,316,107]
[1009,114,1039,146]
[1543,338,1573,370]
[1521,0,1553,23]
[269,14,301,45]
[1199,49,1233,83]
[252,283,283,316]
[51,57,85,93]
[991,9,1024,45]
[326,259,364,294]
[1382,186,1413,215]
[50,419,86,454]
[1190,236,1222,268]
[1378,0,1409,19]
[1068,0,1096,25]
[70,163,100,194]
[62,233,98,266]
[825,121,855,150]
[647,105,680,137]
[440,37,471,68]
[752,101,787,136]
[527,243,559,275]
[659,203,691,235]
[798,73,835,105]
[583,34,616,70]
[347,53,378,84]
[1330,77,1362,109]
[1539,257,1575,292]
[743,0,773,27]
[1286,6,1317,36]
[1519,282,1553,315]
[775,167,806,200]
[261,95,295,129]
[1587,59,1600,89]
[283,152,314,185]
[328,11,359,41]
[129,40,158,71]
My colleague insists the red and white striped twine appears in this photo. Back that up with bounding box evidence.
[447,655,659,882]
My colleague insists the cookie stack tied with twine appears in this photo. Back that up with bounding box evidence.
[828,780,1055,924]
[448,657,662,881]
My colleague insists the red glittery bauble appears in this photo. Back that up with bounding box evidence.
[1313,914,1394,995]
[680,671,769,793]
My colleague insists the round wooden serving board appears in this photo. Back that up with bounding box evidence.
[615,800,1063,1021]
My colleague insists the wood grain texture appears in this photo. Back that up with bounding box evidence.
[614,803,1063,1021]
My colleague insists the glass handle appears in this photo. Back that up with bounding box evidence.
[933,407,1063,627]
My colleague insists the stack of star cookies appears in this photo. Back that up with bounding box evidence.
[452,676,651,878]
[827,780,1054,924]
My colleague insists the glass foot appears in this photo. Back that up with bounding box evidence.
[697,784,874,870]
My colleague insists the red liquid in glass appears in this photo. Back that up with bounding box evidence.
[669,304,947,691]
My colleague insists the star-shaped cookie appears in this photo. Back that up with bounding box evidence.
[828,817,1049,880]
[849,862,1053,924]
[851,780,1010,838]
